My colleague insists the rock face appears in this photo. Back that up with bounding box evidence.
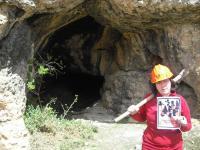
[0,0,199,149]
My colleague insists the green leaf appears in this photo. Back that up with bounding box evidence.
[38,65,49,75]
[27,80,36,90]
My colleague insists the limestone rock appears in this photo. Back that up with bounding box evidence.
[0,118,30,150]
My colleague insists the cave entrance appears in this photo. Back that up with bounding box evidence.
[40,72,104,113]
[32,16,105,114]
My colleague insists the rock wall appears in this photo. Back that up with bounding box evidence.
[0,0,199,149]
[86,0,200,115]
[0,0,86,149]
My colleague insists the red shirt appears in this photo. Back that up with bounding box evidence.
[130,91,192,150]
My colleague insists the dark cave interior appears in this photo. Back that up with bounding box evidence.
[31,16,105,114]
[40,72,104,113]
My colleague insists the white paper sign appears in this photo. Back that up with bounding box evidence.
[157,97,181,129]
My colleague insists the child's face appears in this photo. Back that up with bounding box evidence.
[156,79,171,96]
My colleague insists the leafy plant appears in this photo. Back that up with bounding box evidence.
[26,53,65,106]
[27,79,36,91]
[37,65,49,76]
[24,103,97,149]
[24,105,58,134]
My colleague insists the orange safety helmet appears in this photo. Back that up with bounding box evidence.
[151,64,173,83]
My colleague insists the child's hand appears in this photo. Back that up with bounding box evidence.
[173,116,187,126]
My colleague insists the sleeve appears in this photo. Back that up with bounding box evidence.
[180,96,192,132]
[129,104,146,122]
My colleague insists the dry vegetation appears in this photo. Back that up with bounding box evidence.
[24,105,200,150]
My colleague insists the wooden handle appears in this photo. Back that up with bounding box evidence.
[114,111,130,122]
[171,69,186,83]
[114,69,187,123]
[114,94,154,122]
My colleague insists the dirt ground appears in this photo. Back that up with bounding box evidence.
[71,101,200,150]
[31,101,200,150]
[81,122,145,150]
[71,102,146,150]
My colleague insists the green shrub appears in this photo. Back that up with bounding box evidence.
[24,105,58,134]
[24,104,98,149]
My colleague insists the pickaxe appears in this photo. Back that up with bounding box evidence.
[114,69,189,122]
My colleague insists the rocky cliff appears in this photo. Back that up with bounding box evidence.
[0,0,199,149]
